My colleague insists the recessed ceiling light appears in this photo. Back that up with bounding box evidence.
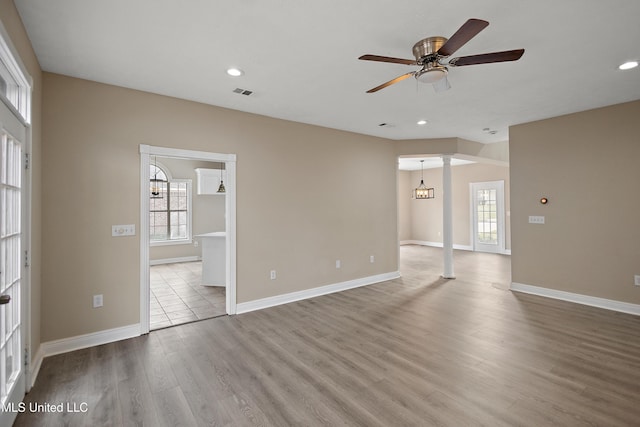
[226,68,244,77]
[417,120,428,125]
[618,61,638,70]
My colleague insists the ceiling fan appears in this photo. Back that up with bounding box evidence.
[359,18,524,93]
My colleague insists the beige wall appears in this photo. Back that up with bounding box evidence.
[405,167,443,244]
[0,0,43,366]
[400,162,511,250]
[149,158,225,262]
[41,73,398,341]
[510,100,640,303]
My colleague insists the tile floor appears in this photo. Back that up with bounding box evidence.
[150,261,226,330]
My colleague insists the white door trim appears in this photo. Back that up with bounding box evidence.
[470,180,505,254]
[139,145,237,334]
[0,25,33,427]
[0,93,30,426]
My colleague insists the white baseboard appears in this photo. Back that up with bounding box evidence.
[236,271,401,314]
[510,282,640,316]
[27,324,141,389]
[28,345,44,389]
[150,256,201,266]
[40,324,141,359]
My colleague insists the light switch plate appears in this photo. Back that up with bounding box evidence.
[528,216,545,224]
[112,224,135,236]
[93,294,103,308]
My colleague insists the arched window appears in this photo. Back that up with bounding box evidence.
[149,164,167,198]
[149,162,192,243]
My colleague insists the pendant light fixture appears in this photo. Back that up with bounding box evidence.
[414,160,435,199]
[216,162,226,193]
[150,156,166,199]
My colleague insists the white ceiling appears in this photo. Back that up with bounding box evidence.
[14,0,640,144]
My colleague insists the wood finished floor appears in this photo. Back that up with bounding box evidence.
[14,245,640,426]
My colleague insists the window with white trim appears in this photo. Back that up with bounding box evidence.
[0,33,31,123]
[149,163,192,244]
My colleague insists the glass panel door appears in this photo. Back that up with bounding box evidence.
[0,98,25,426]
[471,181,505,254]
[477,188,498,245]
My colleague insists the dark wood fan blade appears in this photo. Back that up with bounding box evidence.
[449,49,524,66]
[437,18,489,57]
[359,54,417,66]
[366,72,415,93]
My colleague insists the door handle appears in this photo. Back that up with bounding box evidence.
[0,295,10,305]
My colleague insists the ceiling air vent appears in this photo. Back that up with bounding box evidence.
[233,88,253,96]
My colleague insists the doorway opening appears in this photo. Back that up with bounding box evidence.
[139,145,236,334]
[147,157,227,329]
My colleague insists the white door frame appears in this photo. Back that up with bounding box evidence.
[139,145,237,334]
[0,95,30,425]
[470,180,505,254]
[0,21,32,427]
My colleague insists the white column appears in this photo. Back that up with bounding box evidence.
[442,155,455,279]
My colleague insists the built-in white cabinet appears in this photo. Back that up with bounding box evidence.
[195,168,226,195]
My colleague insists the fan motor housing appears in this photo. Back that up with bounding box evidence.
[412,36,447,63]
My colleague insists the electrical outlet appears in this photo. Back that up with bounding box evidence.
[270,270,276,280]
[93,294,103,308]
[370,255,375,263]
[635,275,640,286]
[336,260,341,269]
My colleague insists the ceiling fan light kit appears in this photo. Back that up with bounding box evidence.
[359,18,525,93]
[415,64,448,84]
